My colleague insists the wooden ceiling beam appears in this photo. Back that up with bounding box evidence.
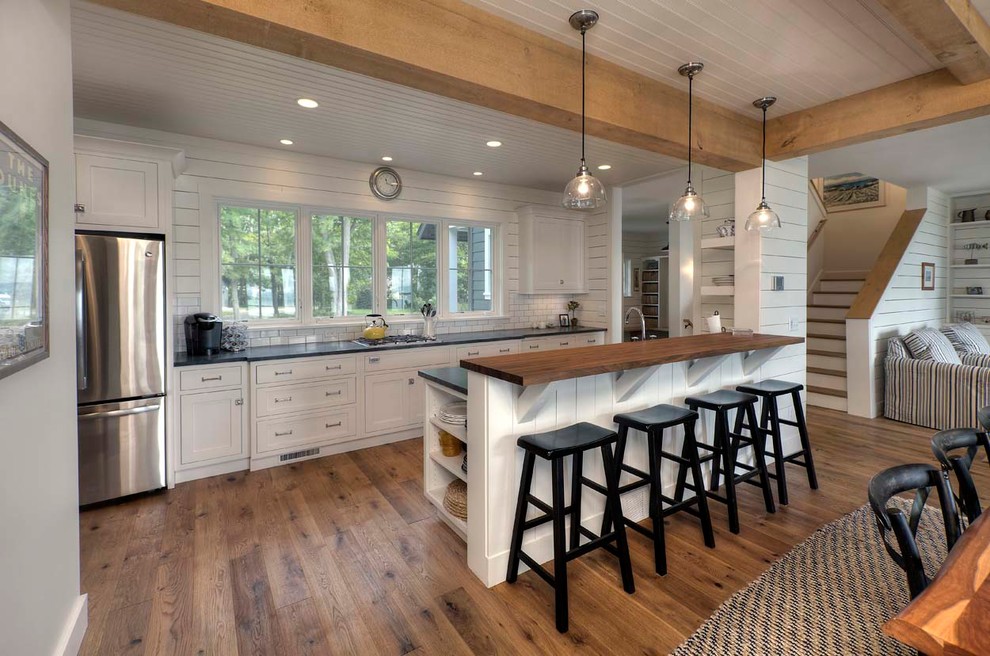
[876,0,990,84]
[85,0,763,172]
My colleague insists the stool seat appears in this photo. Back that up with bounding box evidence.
[737,379,804,396]
[518,422,617,459]
[613,404,698,432]
[685,389,758,411]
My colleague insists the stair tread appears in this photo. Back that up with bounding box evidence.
[808,333,846,341]
[808,385,847,398]
[820,276,866,281]
[808,367,847,377]
[808,349,844,357]
[809,304,850,309]
[807,319,845,324]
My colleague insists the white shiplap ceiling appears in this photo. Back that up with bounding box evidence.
[461,0,940,114]
[70,1,686,191]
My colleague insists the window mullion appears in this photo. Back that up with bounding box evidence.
[297,209,311,324]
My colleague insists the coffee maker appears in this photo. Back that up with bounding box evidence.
[184,313,223,355]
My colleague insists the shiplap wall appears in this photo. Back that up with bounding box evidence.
[697,168,736,330]
[74,120,603,348]
[867,187,949,413]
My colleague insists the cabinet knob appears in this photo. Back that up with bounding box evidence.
[559,279,564,285]
[74,203,86,213]
[408,378,415,385]
[368,356,380,364]
[234,399,244,406]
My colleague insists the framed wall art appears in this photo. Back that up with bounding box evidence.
[921,262,935,292]
[0,118,49,380]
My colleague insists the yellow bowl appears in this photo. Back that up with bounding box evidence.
[363,326,387,340]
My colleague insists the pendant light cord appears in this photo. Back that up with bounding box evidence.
[761,104,767,202]
[581,28,587,165]
[687,73,694,185]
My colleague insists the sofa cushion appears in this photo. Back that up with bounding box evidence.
[887,337,910,360]
[903,328,962,364]
[941,322,990,355]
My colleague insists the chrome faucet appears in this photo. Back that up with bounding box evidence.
[625,307,646,342]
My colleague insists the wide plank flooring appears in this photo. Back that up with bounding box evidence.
[78,408,987,655]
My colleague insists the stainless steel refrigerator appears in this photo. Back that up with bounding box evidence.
[76,232,166,505]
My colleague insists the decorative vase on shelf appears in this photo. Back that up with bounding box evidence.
[958,208,977,222]
[716,219,735,237]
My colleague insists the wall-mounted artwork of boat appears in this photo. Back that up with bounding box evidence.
[816,172,886,212]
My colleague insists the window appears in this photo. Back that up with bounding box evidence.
[386,219,437,315]
[216,203,498,323]
[311,214,374,318]
[220,205,297,321]
[447,224,493,313]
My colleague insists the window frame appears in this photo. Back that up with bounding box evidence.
[304,208,378,324]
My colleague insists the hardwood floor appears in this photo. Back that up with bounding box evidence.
[78,408,985,655]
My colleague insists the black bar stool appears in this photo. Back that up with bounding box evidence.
[736,380,819,506]
[506,422,635,633]
[684,390,776,534]
[602,404,715,576]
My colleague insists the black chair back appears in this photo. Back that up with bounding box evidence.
[931,428,990,525]
[867,463,960,599]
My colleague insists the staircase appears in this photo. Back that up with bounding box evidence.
[806,274,865,412]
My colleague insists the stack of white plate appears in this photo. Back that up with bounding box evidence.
[437,401,467,427]
[712,276,735,287]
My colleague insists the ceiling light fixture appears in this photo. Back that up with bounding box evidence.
[670,62,709,222]
[562,9,606,211]
[280,139,294,145]
[473,171,483,176]
[296,98,319,109]
[382,156,393,162]
[597,164,612,171]
[486,140,502,148]
[745,96,782,232]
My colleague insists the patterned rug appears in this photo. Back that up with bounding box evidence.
[671,503,947,656]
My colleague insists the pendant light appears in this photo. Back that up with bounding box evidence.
[562,10,607,211]
[745,96,782,232]
[669,62,709,222]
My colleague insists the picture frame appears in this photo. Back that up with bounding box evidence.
[966,286,984,296]
[814,173,886,212]
[921,262,935,291]
[632,267,641,293]
[0,118,49,381]
[558,313,570,328]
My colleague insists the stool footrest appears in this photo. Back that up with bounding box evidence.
[616,478,651,495]
[567,532,619,562]
[527,495,553,515]
[518,552,555,587]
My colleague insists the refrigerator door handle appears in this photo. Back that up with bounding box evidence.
[78,404,159,420]
[76,249,88,391]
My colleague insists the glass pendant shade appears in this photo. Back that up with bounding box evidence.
[563,162,607,210]
[669,184,709,221]
[745,200,781,232]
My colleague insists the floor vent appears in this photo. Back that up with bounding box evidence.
[280,447,320,462]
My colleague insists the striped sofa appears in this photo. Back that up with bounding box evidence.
[884,338,990,430]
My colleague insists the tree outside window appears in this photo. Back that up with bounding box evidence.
[386,220,437,315]
[220,206,297,321]
[311,214,374,318]
[447,225,493,313]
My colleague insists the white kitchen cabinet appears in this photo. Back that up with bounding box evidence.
[518,206,586,294]
[521,331,605,353]
[75,154,160,230]
[364,370,425,435]
[178,387,247,466]
[455,340,519,361]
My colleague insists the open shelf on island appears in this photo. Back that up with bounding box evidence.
[426,486,467,538]
[701,285,735,296]
[701,236,734,250]
[430,417,467,442]
[429,450,467,483]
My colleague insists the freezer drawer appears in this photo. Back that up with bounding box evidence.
[78,398,165,505]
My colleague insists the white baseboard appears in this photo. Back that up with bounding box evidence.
[53,594,88,656]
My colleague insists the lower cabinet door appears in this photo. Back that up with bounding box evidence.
[364,370,420,434]
[179,388,246,465]
[255,408,356,454]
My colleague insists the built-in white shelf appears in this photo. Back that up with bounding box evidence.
[426,486,467,538]
[430,416,467,442]
[701,286,735,296]
[429,450,467,483]
[950,222,990,230]
[701,236,735,250]
[952,294,990,299]
[951,264,990,269]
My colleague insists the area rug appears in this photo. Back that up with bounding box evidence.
[671,503,948,656]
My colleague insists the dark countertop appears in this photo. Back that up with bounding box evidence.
[173,326,604,367]
[417,367,468,395]
[461,332,805,386]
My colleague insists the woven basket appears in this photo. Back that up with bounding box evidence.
[438,429,462,457]
[443,479,467,520]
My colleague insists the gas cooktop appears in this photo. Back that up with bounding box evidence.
[352,335,439,348]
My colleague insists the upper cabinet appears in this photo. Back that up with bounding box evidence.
[74,136,186,233]
[517,206,586,294]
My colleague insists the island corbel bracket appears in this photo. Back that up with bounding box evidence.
[687,356,726,387]
[742,346,785,376]
[516,383,553,422]
[614,366,659,402]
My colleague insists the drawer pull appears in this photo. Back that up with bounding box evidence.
[325,364,343,371]
[368,356,381,364]
[201,375,223,382]
[499,348,511,353]
[560,341,569,346]
[325,421,343,429]
[275,429,294,437]
[325,390,343,397]
[467,350,479,356]
[529,344,539,349]
[274,370,293,376]
[274,396,292,403]
[587,339,596,343]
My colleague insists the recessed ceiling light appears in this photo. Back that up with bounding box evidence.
[597,164,612,170]
[473,171,483,176]
[486,140,502,148]
[296,98,319,109]
[381,156,393,162]
[280,139,294,145]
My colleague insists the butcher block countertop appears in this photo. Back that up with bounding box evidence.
[460,332,804,386]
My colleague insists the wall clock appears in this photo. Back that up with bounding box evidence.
[370,166,402,200]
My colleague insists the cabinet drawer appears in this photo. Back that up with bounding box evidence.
[363,346,450,372]
[578,332,605,347]
[255,377,356,418]
[456,341,518,361]
[255,356,356,385]
[521,337,558,353]
[179,366,243,392]
[256,407,356,454]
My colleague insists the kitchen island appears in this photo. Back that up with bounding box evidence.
[428,332,804,587]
